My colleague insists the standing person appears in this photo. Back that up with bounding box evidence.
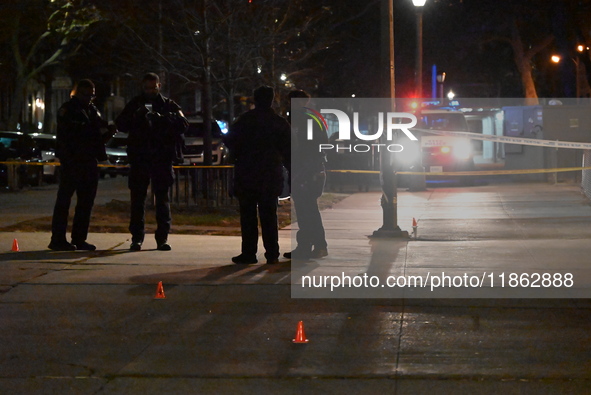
[49,79,115,251]
[284,90,328,260]
[115,73,187,251]
[223,86,291,264]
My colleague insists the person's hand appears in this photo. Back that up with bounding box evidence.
[146,111,162,122]
[135,106,149,118]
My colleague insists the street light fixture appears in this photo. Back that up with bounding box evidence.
[413,0,427,99]
[551,50,582,98]
[447,90,455,100]
[437,72,446,100]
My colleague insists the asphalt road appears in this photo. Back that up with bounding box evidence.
[2,180,591,394]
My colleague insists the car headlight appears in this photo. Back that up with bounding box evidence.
[453,140,472,160]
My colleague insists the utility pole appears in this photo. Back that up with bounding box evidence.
[373,0,408,238]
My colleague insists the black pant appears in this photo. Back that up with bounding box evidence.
[238,193,279,260]
[128,163,172,244]
[51,163,99,244]
[292,171,327,251]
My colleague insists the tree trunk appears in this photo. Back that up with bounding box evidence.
[511,21,539,104]
[519,58,539,104]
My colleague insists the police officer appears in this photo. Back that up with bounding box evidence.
[284,90,328,260]
[49,79,115,251]
[115,73,187,251]
[223,86,291,264]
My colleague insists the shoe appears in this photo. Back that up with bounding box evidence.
[232,254,258,264]
[130,242,142,251]
[48,240,76,251]
[73,241,96,251]
[286,247,312,260]
[266,258,280,264]
[310,248,328,259]
[157,242,172,251]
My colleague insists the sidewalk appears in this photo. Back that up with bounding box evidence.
[1,182,591,394]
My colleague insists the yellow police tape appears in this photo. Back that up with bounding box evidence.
[1,161,590,175]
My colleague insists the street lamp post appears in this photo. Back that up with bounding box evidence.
[437,72,446,101]
[551,50,582,99]
[373,0,408,238]
[413,0,427,99]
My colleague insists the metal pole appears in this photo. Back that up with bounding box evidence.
[575,58,580,100]
[373,0,408,238]
[416,9,423,99]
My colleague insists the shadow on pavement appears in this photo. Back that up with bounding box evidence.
[0,248,134,262]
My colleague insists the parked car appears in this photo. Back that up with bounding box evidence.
[0,131,43,187]
[183,115,228,166]
[100,132,129,178]
[30,133,60,183]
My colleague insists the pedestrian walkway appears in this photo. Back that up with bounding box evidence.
[1,182,591,394]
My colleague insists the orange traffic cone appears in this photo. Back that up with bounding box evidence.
[154,281,166,299]
[292,320,309,343]
[412,218,418,227]
[11,239,19,252]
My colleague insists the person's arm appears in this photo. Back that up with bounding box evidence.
[115,98,143,134]
[55,103,78,164]
[115,98,146,161]
[166,101,189,136]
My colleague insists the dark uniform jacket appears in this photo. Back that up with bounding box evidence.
[224,107,291,197]
[56,96,108,165]
[115,93,187,166]
[290,107,328,197]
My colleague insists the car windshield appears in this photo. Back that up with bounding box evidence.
[420,113,468,131]
[0,133,38,159]
[107,136,128,149]
[0,136,18,150]
[186,121,222,138]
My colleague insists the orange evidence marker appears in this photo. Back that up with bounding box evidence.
[154,281,166,299]
[292,320,309,343]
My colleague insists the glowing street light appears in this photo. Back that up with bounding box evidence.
[447,90,455,100]
[551,55,561,63]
